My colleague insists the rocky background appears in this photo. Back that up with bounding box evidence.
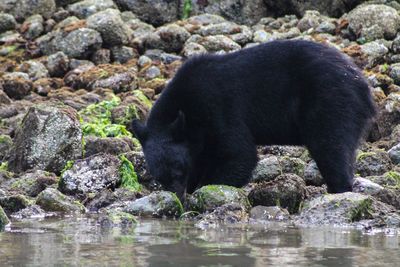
[1,0,400,230]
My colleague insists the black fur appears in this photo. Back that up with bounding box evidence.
[131,40,376,197]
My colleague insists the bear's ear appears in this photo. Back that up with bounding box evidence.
[169,111,186,141]
[130,119,148,142]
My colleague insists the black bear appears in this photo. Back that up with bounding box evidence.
[131,40,376,198]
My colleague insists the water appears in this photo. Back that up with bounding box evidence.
[0,216,399,267]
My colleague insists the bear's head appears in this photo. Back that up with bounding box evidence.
[130,112,192,198]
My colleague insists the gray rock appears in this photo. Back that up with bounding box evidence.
[123,151,153,183]
[36,188,85,212]
[389,63,400,85]
[0,194,31,214]
[0,0,56,21]
[368,171,400,188]
[356,150,392,177]
[137,55,152,68]
[296,192,395,226]
[195,203,249,229]
[0,135,12,161]
[2,170,58,197]
[67,0,117,19]
[0,206,9,230]
[279,156,306,177]
[0,90,12,105]
[186,185,250,213]
[182,42,207,57]
[46,51,70,77]
[248,174,307,214]
[84,137,132,157]
[86,8,132,46]
[353,177,384,195]
[186,0,267,25]
[124,191,183,218]
[361,41,389,68]
[194,35,241,53]
[347,4,400,40]
[114,0,179,26]
[186,13,226,25]
[60,153,121,196]
[143,24,190,53]
[21,14,44,39]
[111,46,135,63]
[0,13,17,33]
[98,210,137,227]
[10,205,48,220]
[18,60,49,81]
[251,155,281,182]
[37,27,102,59]
[388,143,400,164]
[391,34,400,54]
[315,20,336,35]
[8,104,83,174]
[249,205,290,222]
[91,48,111,65]
[303,160,324,186]
[253,30,273,43]
[145,66,161,79]
[297,10,322,32]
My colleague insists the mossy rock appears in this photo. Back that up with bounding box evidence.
[98,210,137,228]
[0,206,10,230]
[0,194,32,214]
[36,188,85,213]
[187,185,251,213]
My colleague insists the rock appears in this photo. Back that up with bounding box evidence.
[123,151,153,183]
[144,66,161,79]
[187,0,267,25]
[251,155,281,182]
[360,41,389,68]
[368,171,400,189]
[248,174,307,214]
[67,0,117,18]
[195,203,249,229]
[3,170,58,197]
[356,150,392,177]
[303,160,324,186]
[37,27,102,59]
[296,192,396,226]
[186,185,250,213]
[194,35,241,53]
[249,205,290,222]
[10,205,49,220]
[84,137,132,157]
[59,153,121,196]
[0,135,12,161]
[392,35,400,54]
[115,0,179,26]
[347,4,400,40]
[87,8,132,46]
[8,104,83,174]
[388,143,400,164]
[0,0,56,21]
[0,194,31,214]
[0,206,9,230]
[297,10,322,32]
[98,210,137,228]
[110,46,136,63]
[0,13,17,33]
[36,188,85,212]
[124,191,183,218]
[370,92,400,140]
[18,60,49,81]
[253,30,273,43]
[182,42,207,57]
[45,51,70,77]
[143,24,190,53]
[279,156,306,177]
[91,48,111,65]
[1,72,33,100]
[389,63,400,85]
[0,90,12,105]
[21,14,44,39]
[86,187,137,211]
[353,177,384,195]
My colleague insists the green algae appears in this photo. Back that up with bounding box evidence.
[182,0,192,19]
[119,155,141,192]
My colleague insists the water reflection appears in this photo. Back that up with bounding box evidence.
[0,216,399,267]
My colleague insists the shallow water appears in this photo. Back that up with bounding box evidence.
[0,216,399,267]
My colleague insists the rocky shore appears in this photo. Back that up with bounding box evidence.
[1,0,400,231]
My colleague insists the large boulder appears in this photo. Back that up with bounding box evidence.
[86,8,132,46]
[37,28,102,59]
[59,153,121,196]
[346,4,400,40]
[0,0,56,21]
[8,104,83,174]
[114,0,179,26]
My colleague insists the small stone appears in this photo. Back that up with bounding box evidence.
[297,10,321,32]
[124,191,183,218]
[137,55,152,68]
[353,177,384,195]
[145,66,161,79]
[59,153,121,196]
[36,188,85,213]
[303,160,324,186]
[196,35,241,53]
[361,41,389,68]
[18,60,49,81]
[2,73,33,100]
[21,14,44,39]
[195,204,249,229]
[249,205,290,222]
[67,0,117,19]
[356,150,392,177]
[182,42,207,57]
[253,30,273,43]
[279,156,305,177]
[186,185,250,213]
[91,49,111,65]
[111,46,136,64]
[46,51,70,77]
[248,174,306,214]
[98,210,137,228]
